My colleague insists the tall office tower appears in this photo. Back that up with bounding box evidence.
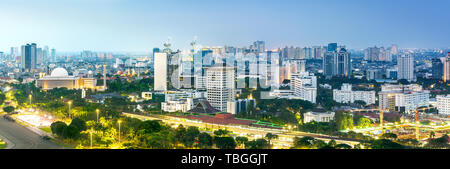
[391,44,399,55]
[444,52,450,82]
[36,48,43,65]
[432,58,443,79]
[152,48,160,64]
[385,48,393,62]
[364,46,381,61]
[323,44,351,78]
[327,43,337,52]
[51,48,56,62]
[397,53,415,81]
[103,57,107,90]
[10,47,18,62]
[335,48,351,77]
[253,41,265,54]
[206,63,235,112]
[323,51,335,78]
[43,46,49,63]
[21,43,37,72]
[313,46,322,59]
[154,52,168,91]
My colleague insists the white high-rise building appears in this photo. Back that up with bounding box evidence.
[290,72,317,103]
[154,52,168,91]
[206,63,235,112]
[397,53,415,81]
[333,83,376,105]
[436,95,450,115]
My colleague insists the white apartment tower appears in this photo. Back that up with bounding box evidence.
[206,63,236,112]
[154,52,168,91]
[397,53,415,81]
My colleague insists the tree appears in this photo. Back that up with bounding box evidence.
[214,137,236,149]
[235,136,249,149]
[335,112,354,130]
[138,120,162,134]
[198,133,213,149]
[335,144,352,149]
[183,126,200,148]
[245,138,270,149]
[425,135,450,149]
[354,100,367,106]
[63,125,81,139]
[293,136,315,148]
[430,131,436,138]
[51,121,67,137]
[214,129,230,137]
[357,117,372,128]
[175,125,187,144]
[381,133,398,140]
[370,139,404,149]
[70,118,87,132]
[3,106,15,114]
[265,133,278,146]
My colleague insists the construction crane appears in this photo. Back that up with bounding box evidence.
[414,106,434,140]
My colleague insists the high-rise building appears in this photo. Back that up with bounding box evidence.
[154,52,168,91]
[253,41,265,54]
[432,58,443,79]
[397,53,415,81]
[21,43,37,72]
[51,48,56,62]
[391,44,399,55]
[323,44,351,78]
[206,63,235,112]
[443,52,450,82]
[290,72,317,103]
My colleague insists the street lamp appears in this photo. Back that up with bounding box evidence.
[96,109,100,123]
[90,128,93,149]
[68,101,72,119]
[118,120,122,147]
[29,94,32,107]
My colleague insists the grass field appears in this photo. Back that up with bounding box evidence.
[0,139,6,149]
[39,126,52,134]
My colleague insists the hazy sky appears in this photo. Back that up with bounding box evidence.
[1,0,449,52]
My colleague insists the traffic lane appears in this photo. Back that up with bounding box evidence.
[0,117,65,149]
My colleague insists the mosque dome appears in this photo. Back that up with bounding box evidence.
[50,68,69,77]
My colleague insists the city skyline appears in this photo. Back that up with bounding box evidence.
[1,0,450,52]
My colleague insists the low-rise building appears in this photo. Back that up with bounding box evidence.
[303,109,335,123]
[333,83,375,105]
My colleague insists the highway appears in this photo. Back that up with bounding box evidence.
[123,113,361,148]
[0,116,66,149]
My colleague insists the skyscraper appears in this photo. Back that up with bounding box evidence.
[253,41,265,54]
[444,52,450,82]
[21,43,37,72]
[397,53,415,81]
[206,63,235,112]
[432,58,443,79]
[51,48,56,62]
[323,43,351,78]
[154,52,168,91]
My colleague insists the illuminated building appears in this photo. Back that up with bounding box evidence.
[37,67,99,90]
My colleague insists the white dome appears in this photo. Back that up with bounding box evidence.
[51,68,69,77]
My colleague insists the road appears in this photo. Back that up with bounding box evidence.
[123,113,361,148]
[0,116,65,149]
